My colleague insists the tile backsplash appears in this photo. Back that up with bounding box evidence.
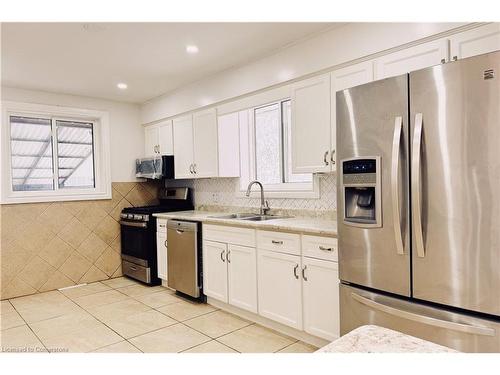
[166,174,337,217]
[0,181,159,300]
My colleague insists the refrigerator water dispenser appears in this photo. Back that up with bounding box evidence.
[341,157,382,227]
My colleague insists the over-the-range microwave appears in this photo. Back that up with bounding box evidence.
[135,155,174,179]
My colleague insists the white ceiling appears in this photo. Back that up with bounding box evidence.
[1,22,336,103]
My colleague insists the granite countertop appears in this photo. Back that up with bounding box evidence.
[316,325,458,353]
[153,210,337,237]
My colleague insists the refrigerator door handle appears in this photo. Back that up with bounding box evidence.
[412,113,425,258]
[391,116,404,255]
[351,292,495,336]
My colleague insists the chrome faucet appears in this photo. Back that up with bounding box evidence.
[246,180,270,216]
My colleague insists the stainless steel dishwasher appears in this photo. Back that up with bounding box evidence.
[167,220,202,299]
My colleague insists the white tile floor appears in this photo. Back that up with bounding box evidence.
[0,278,317,353]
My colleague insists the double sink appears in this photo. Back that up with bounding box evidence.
[209,213,292,221]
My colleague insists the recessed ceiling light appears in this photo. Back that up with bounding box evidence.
[186,45,199,54]
[117,83,128,90]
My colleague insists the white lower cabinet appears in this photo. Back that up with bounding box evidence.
[302,257,339,340]
[202,240,228,302]
[257,249,303,330]
[227,244,258,313]
[156,233,168,280]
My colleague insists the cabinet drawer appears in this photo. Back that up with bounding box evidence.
[203,224,256,247]
[157,219,167,234]
[301,235,337,262]
[257,230,300,255]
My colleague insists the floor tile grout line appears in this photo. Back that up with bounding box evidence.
[179,318,254,342]
[178,338,241,354]
[272,339,301,353]
[8,301,50,353]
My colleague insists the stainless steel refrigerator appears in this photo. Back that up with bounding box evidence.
[336,51,500,352]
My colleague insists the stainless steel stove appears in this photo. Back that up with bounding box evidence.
[119,187,193,285]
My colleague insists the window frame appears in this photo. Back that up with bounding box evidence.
[1,101,111,203]
[237,99,320,199]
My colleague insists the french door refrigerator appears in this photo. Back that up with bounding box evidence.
[336,50,500,352]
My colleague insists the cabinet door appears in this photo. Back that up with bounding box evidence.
[156,233,167,281]
[374,39,449,80]
[202,240,228,303]
[450,23,500,60]
[330,61,374,171]
[158,120,173,155]
[217,112,240,177]
[173,115,194,179]
[227,244,257,313]
[257,249,302,329]
[302,257,339,340]
[144,125,159,157]
[193,109,218,178]
[291,74,331,174]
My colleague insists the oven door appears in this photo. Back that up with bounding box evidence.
[120,220,153,265]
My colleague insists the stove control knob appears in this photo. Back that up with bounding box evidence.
[134,214,143,220]
[120,213,128,219]
[127,214,135,219]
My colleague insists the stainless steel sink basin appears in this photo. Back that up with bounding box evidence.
[209,213,258,219]
[240,215,292,221]
[209,213,293,221]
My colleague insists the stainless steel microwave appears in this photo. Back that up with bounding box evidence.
[135,155,174,179]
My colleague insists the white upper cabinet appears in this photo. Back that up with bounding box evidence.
[217,111,241,178]
[144,120,173,157]
[291,74,331,174]
[450,23,500,60]
[173,114,195,179]
[374,39,449,80]
[330,61,374,170]
[193,109,219,178]
[158,120,173,155]
[144,125,159,157]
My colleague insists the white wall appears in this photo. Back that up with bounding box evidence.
[1,86,142,182]
[141,22,473,124]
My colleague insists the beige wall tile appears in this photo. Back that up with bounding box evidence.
[36,203,73,234]
[113,182,136,197]
[94,247,121,276]
[93,188,123,214]
[79,266,109,284]
[1,240,35,287]
[38,236,74,268]
[1,277,37,300]
[59,252,92,283]
[76,204,108,230]
[109,198,132,222]
[94,216,120,245]
[19,256,56,290]
[16,220,56,254]
[77,233,107,263]
[110,234,121,252]
[58,217,91,249]
[125,184,155,207]
[39,271,75,293]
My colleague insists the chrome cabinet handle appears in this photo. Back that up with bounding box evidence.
[156,144,160,154]
[330,149,336,165]
[189,164,194,174]
[323,150,329,166]
[392,116,405,256]
[220,249,225,262]
[227,250,231,263]
[293,264,299,279]
[412,113,425,258]
[318,245,333,252]
[271,240,283,245]
[164,240,168,248]
[193,163,197,174]
[351,292,495,336]
[302,266,308,281]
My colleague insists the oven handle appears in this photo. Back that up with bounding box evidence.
[120,220,147,228]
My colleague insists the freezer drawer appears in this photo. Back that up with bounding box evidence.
[340,283,500,352]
